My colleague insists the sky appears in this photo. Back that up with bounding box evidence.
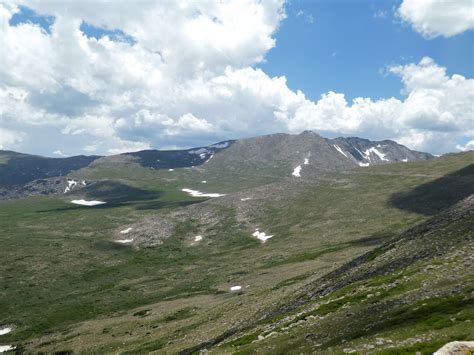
[0,0,473,157]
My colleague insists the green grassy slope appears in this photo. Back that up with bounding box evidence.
[0,152,472,353]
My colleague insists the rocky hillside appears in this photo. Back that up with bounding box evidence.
[197,194,473,354]
[203,131,432,178]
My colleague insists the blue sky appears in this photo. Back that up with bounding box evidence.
[1,0,473,156]
[10,0,473,103]
[261,0,474,102]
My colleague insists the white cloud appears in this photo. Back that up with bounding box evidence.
[397,0,474,38]
[0,0,285,154]
[280,57,473,153]
[52,149,67,157]
[0,1,472,157]
[0,128,24,150]
[456,140,474,152]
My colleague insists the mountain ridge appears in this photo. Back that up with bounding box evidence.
[0,132,434,200]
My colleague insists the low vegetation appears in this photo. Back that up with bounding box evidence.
[0,152,472,353]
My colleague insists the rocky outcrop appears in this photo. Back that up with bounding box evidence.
[434,341,474,355]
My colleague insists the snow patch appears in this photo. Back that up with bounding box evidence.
[0,345,15,353]
[189,148,207,154]
[181,188,225,198]
[0,327,12,335]
[292,165,302,177]
[199,153,207,159]
[358,162,370,167]
[70,199,106,206]
[194,235,202,242]
[401,158,408,162]
[81,180,87,186]
[333,145,348,158]
[120,227,133,234]
[64,179,78,193]
[240,197,252,201]
[201,180,207,184]
[209,142,229,149]
[230,285,242,292]
[252,229,273,243]
[205,154,214,163]
[115,239,133,244]
[168,169,174,171]
[67,179,77,187]
[303,158,309,165]
[364,147,389,162]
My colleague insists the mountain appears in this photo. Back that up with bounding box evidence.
[0,131,432,200]
[203,131,432,178]
[0,145,471,353]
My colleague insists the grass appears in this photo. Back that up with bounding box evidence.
[0,151,472,353]
[163,307,197,322]
[384,295,474,332]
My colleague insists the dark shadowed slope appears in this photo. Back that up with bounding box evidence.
[0,150,101,187]
[389,163,474,215]
[124,141,234,169]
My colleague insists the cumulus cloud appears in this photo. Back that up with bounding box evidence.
[0,127,24,150]
[456,140,474,152]
[281,57,473,153]
[397,0,474,38]
[0,0,285,154]
[52,150,67,157]
[0,0,472,156]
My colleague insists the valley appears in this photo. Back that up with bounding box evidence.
[0,132,472,354]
